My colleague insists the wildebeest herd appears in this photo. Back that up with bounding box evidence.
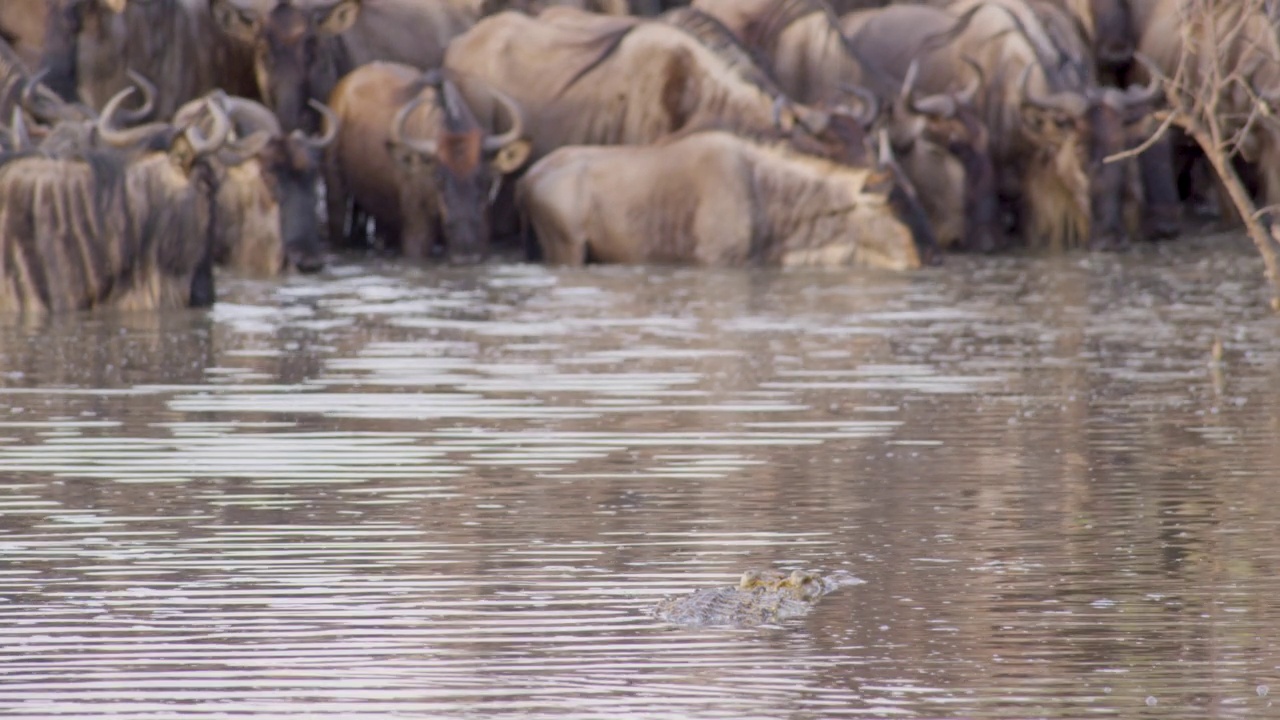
[0,0,1275,314]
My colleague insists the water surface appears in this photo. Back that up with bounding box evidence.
[1,236,1278,719]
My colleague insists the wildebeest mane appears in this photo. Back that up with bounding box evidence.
[661,8,784,95]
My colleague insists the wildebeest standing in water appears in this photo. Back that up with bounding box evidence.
[325,62,531,262]
[209,0,476,133]
[39,0,259,119]
[477,0,630,14]
[1130,0,1280,225]
[172,91,337,274]
[444,7,938,261]
[691,0,1002,252]
[0,99,234,314]
[518,130,922,271]
[842,1,1162,250]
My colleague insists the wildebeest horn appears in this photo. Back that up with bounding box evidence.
[839,83,879,128]
[390,95,436,156]
[913,93,957,118]
[899,59,920,107]
[295,99,338,150]
[959,56,983,105]
[184,98,231,158]
[482,86,525,153]
[1122,71,1163,108]
[217,94,283,135]
[96,86,172,148]
[117,69,157,125]
[9,108,32,152]
[20,69,85,124]
[1018,64,1075,114]
[772,95,788,129]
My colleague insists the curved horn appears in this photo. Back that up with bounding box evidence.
[1123,67,1163,108]
[183,98,231,158]
[9,108,32,152]
[20,69,83,123]
[96,86,172,148]
[1018,64,1076,114]
[117,69,157,125]
[913,93,957,118]
[218,94,283,136]
[839,83,880,128]
[481,85,525,153]
[959,56,983,105]
[899,58,920,107]
[390,94,436,156]
[296,98,339,150]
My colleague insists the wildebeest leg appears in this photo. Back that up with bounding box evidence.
[1137,134,1182,240]
[324,159,351,248]
[523,193,586,265]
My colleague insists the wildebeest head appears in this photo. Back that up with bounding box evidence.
[1018,66,1160,249]
[39,0,139,104]
[172,91,336,275]
[893,59,1002,252]
[1088,0,1133,68]
[211,0,360,133]
[388,74,531,263]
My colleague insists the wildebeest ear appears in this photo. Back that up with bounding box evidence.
[490,139,531,174]
[315,0,361,36]
[210,0,260,43]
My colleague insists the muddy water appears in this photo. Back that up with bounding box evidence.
[1,236,1278,719]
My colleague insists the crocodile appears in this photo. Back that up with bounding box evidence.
[650,569,864,628]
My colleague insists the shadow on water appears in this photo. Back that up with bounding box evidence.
[0,236,1278,718]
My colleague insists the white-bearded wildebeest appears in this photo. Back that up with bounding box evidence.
[477,0,629,14]
[325,62,531,262]
[209,0,476,133]
[843,0,1163,250]
[690,0,1001,251]
[171,91,337,274]
[444,7,938,262]
[518,129,922,270]
[1130,0,1280,226]
[0,98,236,314]
[38,0,259,120]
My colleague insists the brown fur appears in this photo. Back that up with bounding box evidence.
[325,61,530,261]
[443,8,820,164]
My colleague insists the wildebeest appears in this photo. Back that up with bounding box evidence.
[1048,0,1134,76]
[172,92,336,274]
[691,0,1001,251]
[1130,0,1280,224]
[325,62,530,262]
[0,0,50,71]
[443,8,841,163]
[518,129,922,270]
[209,0,476,132]
[446,7,938,259]
[477,0,630,14]
[0,98,234,314]
[843,1,1163,249]
[39,0,259,120]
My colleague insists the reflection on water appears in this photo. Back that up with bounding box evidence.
[1,236,1279,718]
